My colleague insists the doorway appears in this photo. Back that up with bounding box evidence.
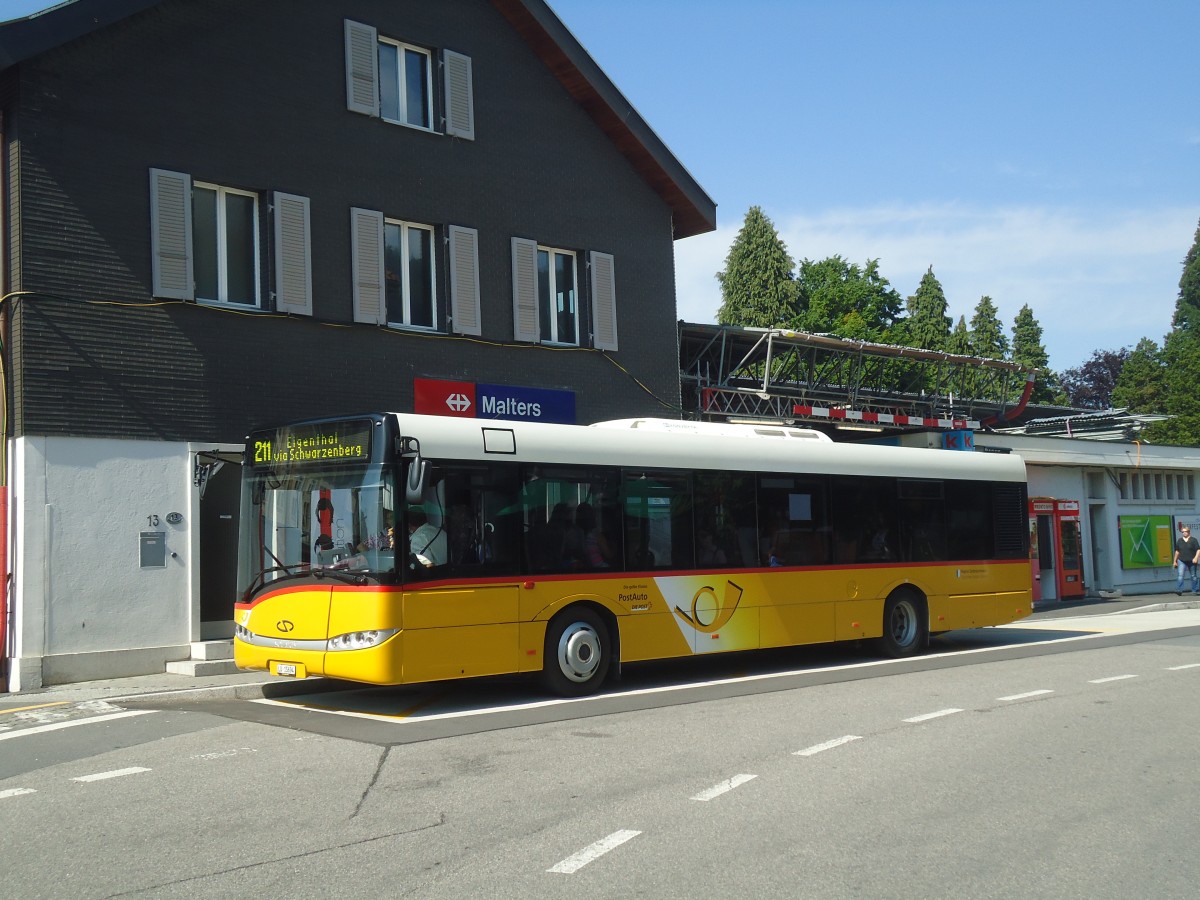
[199,459,241,639]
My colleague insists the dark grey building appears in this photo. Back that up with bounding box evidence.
[0,0,715,690]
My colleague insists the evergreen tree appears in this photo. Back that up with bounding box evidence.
[902,266,952,352]
[794,256,903,341]
[1144,218,1200,445]
[947,315,972,356]
[1111,337,1164,413]
[1010,304,1055,403]
[1172,217,1200,330]
[968,295,1009,360]
[716,206,796,328]
[1146,330,1200,444]
[946,315,975,398]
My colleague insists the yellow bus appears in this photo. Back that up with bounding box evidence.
[234,413,1031,695]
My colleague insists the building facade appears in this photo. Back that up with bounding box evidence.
[0,0,716,689]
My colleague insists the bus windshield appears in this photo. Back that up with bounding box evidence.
[237,462,396,596]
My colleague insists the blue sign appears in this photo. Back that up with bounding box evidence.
[476,383,576,424]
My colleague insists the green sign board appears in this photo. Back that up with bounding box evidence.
[1118,515,1173,569]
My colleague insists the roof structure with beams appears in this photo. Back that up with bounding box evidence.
[679,323,1038,433]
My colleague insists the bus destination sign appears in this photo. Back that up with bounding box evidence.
[251,421,372,467]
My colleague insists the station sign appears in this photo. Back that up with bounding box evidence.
[414,378,576,424]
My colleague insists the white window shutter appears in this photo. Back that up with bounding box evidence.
[511,237,539,343]
[590,251,618,351]
[149,168,193,301]
[350,207,386,324]
[443,49,474,139]
[273,192,312,316]
[448,225,481,336]
[345,19,379,117]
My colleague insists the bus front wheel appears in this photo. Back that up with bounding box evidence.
[878,590,927,658]
[542,608,610,696]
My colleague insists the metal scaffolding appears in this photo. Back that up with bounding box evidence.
[679,323,1038,430]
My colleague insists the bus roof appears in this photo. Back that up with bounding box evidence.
[388,413,1026,483]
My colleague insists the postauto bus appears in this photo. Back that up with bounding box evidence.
[234,413,1030,695]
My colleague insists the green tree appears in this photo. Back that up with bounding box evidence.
[716,206,796,328]
[947,315,972,355]
[794,256,903,342]
[1144,218,1200,445]
[1010,304,1055,403]
[901,266,952,352]
[969,295,1010,360]
[1173,217,1200,330]
[1111,337,1164,412]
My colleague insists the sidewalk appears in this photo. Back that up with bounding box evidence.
[4,593,1198,708]
[0,669,329,708]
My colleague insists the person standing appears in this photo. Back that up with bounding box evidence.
[1173,525,1200,595]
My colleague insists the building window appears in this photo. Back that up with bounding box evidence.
[538,247,579,345]
[193,182,260,307]
[378,39,432,129]
[384,220,436,328]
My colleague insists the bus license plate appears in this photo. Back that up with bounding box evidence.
[276,663,297,677]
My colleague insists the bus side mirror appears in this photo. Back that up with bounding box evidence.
[405,458,427,504]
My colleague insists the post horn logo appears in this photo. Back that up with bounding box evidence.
[276,620,295,633]
[673,581,744,633]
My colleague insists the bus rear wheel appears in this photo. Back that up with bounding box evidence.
[542,608,610,696]
[878,590,927,658]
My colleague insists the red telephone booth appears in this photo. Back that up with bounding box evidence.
[1029,498,1085,602]
[1054,500,1084,599]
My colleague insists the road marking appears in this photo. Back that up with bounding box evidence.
[72,767,151,783]
[904,708,964,723]
[998,689,1054,701]
[794,735,863,756]
[0,708,155,742]
[547,829,642,874]
[0,788,37,800]
[691,773,757,801]
[1167,663,1200,671]
[1089,675,1138,684]
[0,702,69,716]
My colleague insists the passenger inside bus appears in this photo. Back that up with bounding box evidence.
[407,505,447,567]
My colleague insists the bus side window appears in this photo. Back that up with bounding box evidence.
[438,464,522,577]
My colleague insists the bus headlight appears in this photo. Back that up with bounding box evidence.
[327,629,398,651]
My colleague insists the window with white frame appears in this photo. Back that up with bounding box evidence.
[150,169,311,314]
[351,208,480,335]
[538,246,579,345]
[511,239,618,350]
[345,20,475,139]
[384,219,436,328]
[192,181,260,307]
[378,39,432,130]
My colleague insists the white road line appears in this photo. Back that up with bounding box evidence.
[691,773,757,801]
[794,735,863,757]
[547,829,642,874]
[72,767,151,783]
[0,788,37,800]
[0,709,155,742]
[998,690,1055,702]
[904,708,964,723]
[1089,675,1138,684]
[1167,663,1200,671]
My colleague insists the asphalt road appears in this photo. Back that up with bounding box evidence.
[2,602,1197,898]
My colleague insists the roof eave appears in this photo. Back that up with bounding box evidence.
[489,0,716,239]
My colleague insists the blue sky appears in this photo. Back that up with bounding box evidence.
[3,1,1197,370]
[546,0,1199,371]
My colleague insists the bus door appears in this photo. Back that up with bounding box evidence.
[1055,500,1084,599]
[1030,498,1056,602]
